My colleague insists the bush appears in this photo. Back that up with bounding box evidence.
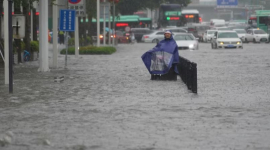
[68,38,75,46]
[60,47,75,55]
[30,41,39,52]
[60,46,116,55]
[85,36,92,44]
[13,41,25,54]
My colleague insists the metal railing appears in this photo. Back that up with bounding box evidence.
[177,56,197,94]
[0,42,5,63]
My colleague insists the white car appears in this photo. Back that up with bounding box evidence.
[174,33,199,50]
[244,29,269,43]
[203,30,217,42]
[162,28,188,33]
[233,29,247,42]
[141,31,165,43]
[211,31,243,49]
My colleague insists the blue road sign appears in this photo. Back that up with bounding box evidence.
[217,0,238,8]
[59,9,76,31]
[69,0,81,4]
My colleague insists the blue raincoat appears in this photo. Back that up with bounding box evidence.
[141,30,179,75]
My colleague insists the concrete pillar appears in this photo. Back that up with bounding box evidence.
[4,0,9,84]
[38,0,50,72]
[52,0,58,68]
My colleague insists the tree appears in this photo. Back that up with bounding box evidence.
[85,0,97,39]
[116,0,146,15]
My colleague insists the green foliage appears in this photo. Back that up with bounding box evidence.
[60,46,116,55]
[68,38,75,46]
[68,37,92,46]
[60,47,76,55]
[86,36,92,44]
[30,41,39,52]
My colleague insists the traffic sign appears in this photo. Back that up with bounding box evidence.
[217,0,238,8]
[68,0,85,16]
[68,0,81,4]
[59,9,76,31]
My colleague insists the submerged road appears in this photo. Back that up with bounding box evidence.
[0,42,270,150]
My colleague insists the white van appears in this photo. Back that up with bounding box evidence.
[210,19,225,27]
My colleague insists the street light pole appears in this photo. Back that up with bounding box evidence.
[97,0,100,47]
[113,1,115,45]
[8,0,13,93]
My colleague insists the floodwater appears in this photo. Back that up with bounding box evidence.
[1,43,270,150]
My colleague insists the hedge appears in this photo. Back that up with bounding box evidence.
[19,41,39,52]
[60,46,116,55]
[68,36,92,46]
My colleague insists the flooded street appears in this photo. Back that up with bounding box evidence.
[1,43,270,150]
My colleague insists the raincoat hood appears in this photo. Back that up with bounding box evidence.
[164,30,174,40]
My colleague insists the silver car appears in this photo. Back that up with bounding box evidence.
[174,33,199,50]
[203,30,217,42]
[141,31,165,43]
[244,29,269,43]
[211,31,243,49]
[233,29,247,42]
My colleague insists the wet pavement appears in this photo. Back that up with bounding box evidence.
[1,43,270,150]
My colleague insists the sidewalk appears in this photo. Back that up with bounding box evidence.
[1,43,270,150]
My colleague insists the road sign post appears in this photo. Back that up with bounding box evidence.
[59,9,76,69]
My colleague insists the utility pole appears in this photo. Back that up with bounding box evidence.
[4,0,9,85]
[113,1,115,45]
[97,0,100,47]
[53,0,58,68]
[8,0,13,93]
[38,0,49,72]
[103,0,106,46]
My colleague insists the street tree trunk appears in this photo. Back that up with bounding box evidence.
[32,8,37,41]
[14,0,22,63]
[23,2,31,60]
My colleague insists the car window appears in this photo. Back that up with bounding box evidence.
[174,35,195,40]
[156,32,164,35]
[218,28,229,31]
[208,31,216,34]
[235,30,246,34]
[218,32,239,38]
[254,30,266,34]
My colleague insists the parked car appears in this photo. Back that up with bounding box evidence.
[211,31,243,49]
[202,30,217,43]
[233,29,247,42]
[141,30,164,43]
[244,29,269,43]
[131,28,151,42]
[174,33,199,50]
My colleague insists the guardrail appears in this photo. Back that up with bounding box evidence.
[177,56,197,94]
